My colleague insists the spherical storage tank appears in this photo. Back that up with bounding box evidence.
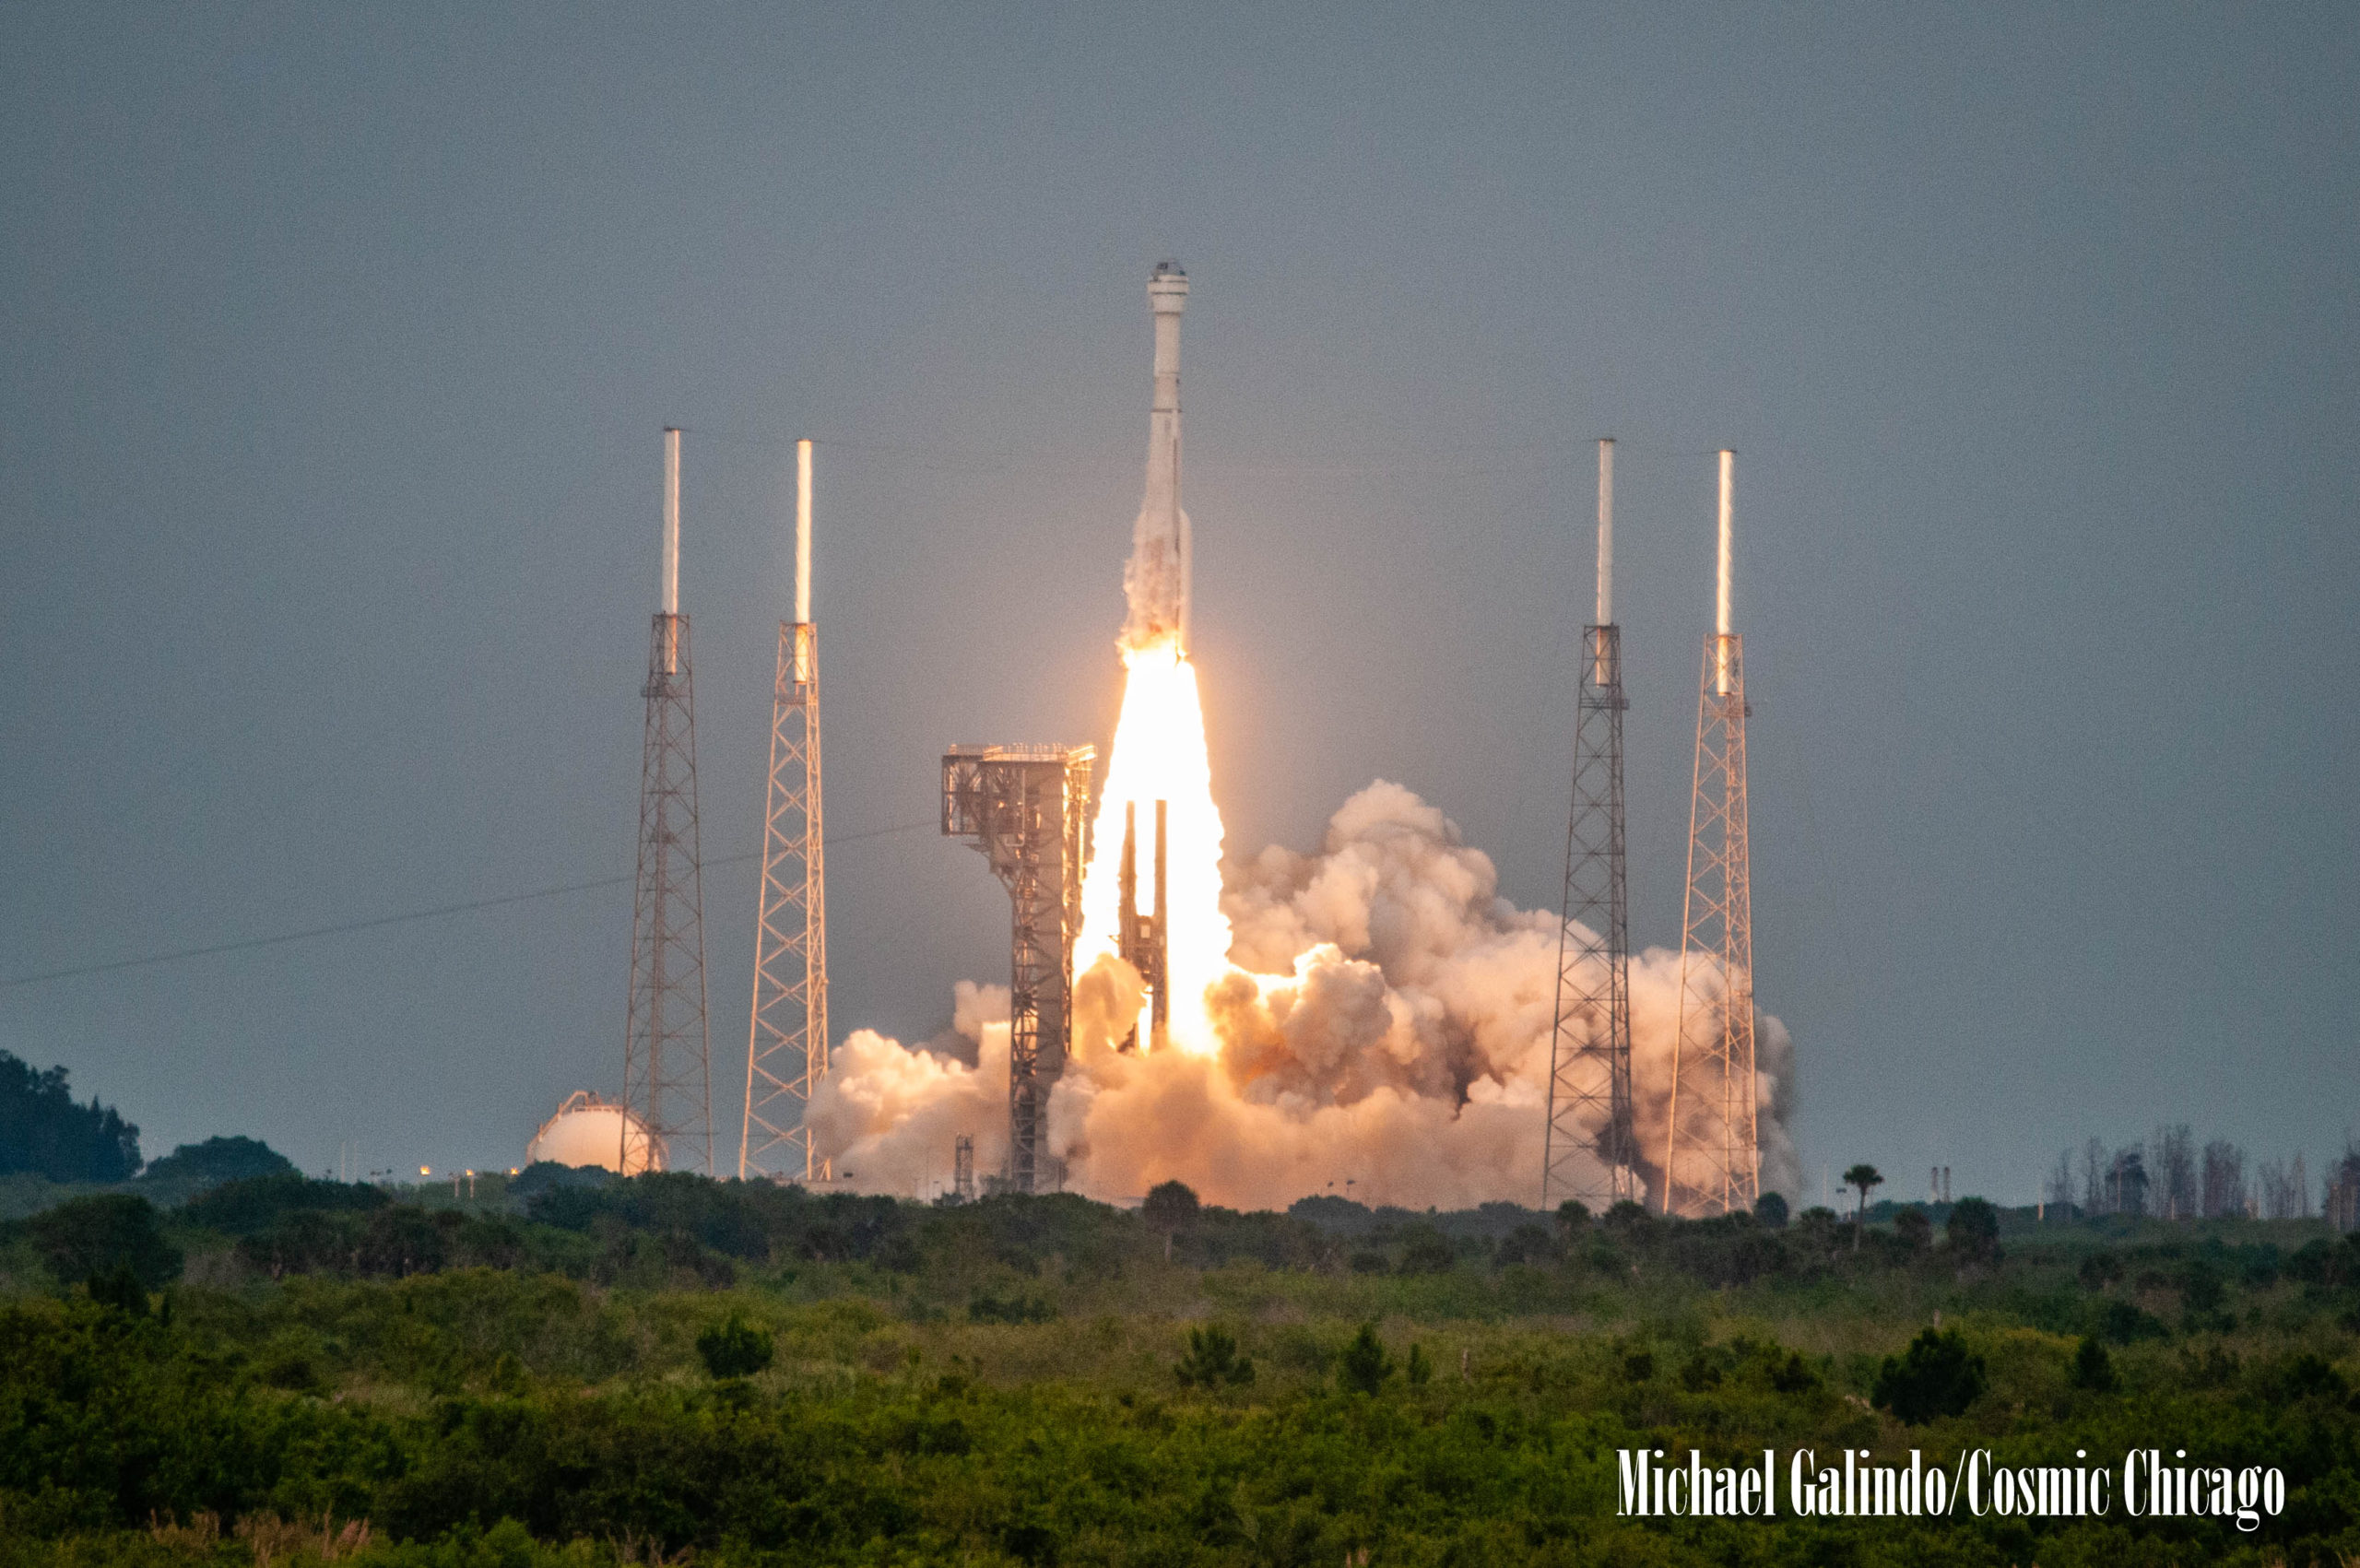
[525,1091,659,1174]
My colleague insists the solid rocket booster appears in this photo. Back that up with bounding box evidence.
[1123,262,1191,651]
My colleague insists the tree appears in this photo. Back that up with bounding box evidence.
[1843,1164,1883,1249]
[26,1194,183,1288]
[1397,1225,1456,1275]
[1752,1192,1789,1228]
[696,1313,774,1379]
[1141,1179,1199,1261]
[1871,1327,1987,1423]
[1945,1197,2001,1264]
[0,1050,141,1183]
[1554,1199,1592,1235]
[138,1136,293,1191]
[1339,1324,1393,1394]
[1406,1343,1434,1386]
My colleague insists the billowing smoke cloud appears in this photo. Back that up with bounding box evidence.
[809,782,1798,1211]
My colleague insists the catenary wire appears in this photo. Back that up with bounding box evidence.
[1,820,938,991]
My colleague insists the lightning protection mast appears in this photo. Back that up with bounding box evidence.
[621,427,714,1173]
[1543,438,1638,1211]
[1663,449,1759,1217]
[742,440,832,1182]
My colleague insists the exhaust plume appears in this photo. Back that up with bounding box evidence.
[813,783,1798,1209]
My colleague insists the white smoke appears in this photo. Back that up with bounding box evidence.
[808,782,1798,1211]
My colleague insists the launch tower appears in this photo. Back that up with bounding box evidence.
[620,428,714,1173]
[741,440,830,1182]
[942,743,1095,1193]
[1663,450,1759,1216]
[1543,439,1638,1210]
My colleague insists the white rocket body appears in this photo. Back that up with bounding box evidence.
[1123,263,1191,652]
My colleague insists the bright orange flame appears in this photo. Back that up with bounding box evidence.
[1076,636,1232,1055]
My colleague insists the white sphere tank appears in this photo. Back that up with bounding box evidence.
[525,1091,660,1174]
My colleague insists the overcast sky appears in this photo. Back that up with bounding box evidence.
[4,5,2354,1201]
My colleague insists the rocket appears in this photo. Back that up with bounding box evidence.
[1121,262,1191,652]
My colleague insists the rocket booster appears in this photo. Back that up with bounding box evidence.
[1122,262,1191,652]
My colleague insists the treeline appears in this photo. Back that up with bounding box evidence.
[10,1169,2360,1346]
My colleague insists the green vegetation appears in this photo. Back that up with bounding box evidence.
[0,1169,2354,1565]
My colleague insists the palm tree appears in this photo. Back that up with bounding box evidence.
[1843,1163,1883,1249]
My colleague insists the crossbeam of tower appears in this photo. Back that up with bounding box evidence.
[941,744,1094,1194]
[1664,450,1759,1217]
[621,428,713,1174]
[1543,438,1638,1211]
[742,440,829,1182]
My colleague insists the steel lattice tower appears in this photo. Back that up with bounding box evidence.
[620,430,714,1174]
[1543,439,1637,1210]
[1664,450,1758,1216]
[742,441,830,1183]
[941,744,1094,1194]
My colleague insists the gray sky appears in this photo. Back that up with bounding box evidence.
[4,5,2354,1200]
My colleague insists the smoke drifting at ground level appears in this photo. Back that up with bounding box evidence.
[810,782,1797,1210]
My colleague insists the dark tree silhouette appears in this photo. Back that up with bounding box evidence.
[1142,1179,1200,1260]
[1843,1164,1884,1249]
[0,1051,141,1183]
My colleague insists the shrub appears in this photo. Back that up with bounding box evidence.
[1493,1224,1557,1267]
[1945,1197,2001,1263]
[1397,1226,1455,1275]
[1871,1327,1987,1424]
[969,1291,1056,1325]
[1769,1350,1819,1394]
[1893,1209,1932,1251]
[2071,1336,2118,1393]
[1174,1325,1255,1388]
[2266,1352,2350,1405]
[26,1193,182,1288]
[695,1313,774,1379]
[1678,1352,1724,1392]
[180,1172,388,1235]
[1339,1324,1392,1394]
[1603,1199,1656,1241]
[2098,1298,2168,1344]
[1406,1342,1433,1386]
[85,1262,149,1316]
